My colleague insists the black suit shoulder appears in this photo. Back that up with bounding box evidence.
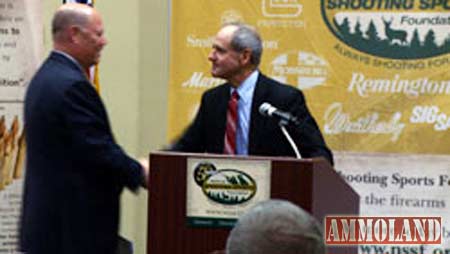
[251,73,334,164]
[201,83,230,101]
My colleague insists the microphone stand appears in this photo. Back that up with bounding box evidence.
[278,120,301,159]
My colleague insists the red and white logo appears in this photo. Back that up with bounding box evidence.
[325,216,442,245]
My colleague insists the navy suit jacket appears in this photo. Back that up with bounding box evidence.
[172,73,334,165]
[20,52,143,254]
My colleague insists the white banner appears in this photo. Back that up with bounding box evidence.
[0,0,42,252]
[335,152,450,254]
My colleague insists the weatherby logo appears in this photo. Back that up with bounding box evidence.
[321,1,450,59]
[325,216,442,245]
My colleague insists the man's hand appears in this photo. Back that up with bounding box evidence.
[139,158,149,188]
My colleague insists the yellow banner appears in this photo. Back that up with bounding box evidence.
[168,0,450,155]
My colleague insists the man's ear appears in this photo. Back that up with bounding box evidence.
[68,25,82,44]
[240,48,252,65]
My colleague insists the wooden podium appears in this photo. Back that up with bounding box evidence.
[147,152,359,254]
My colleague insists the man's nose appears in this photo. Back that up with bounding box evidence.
[208,51,215,61]
[102,37,108,46]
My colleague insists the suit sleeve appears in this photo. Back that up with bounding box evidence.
[62,81,143,191]
[288,90,334,165]
[170,93,207,152]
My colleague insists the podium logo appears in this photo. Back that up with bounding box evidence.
[321,1,450,59]
[325,216,442,245]
[193,162,257,205]
[262,0,302,18]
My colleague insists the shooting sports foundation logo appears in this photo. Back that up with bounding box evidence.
[321,0,450,59]
[193,162,257,205]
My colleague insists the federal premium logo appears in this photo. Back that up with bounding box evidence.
[262,0,302,18]
[258,0,305,28]
[321,0,450,59]
[193,162,257,205]
[270,50,328,90]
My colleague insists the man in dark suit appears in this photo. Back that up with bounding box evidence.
[172,23,333,164]
[20,3,148,254]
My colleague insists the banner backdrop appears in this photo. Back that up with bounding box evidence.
[0,0,42,252]
[167,0,450,252]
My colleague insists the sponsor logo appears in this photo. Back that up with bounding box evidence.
[270,50,328,90]
[181,72,223,88]
[258,0,305,28]
[321,0,450,60]
[347,72,450,98]
[410,105,450,131]
[186,34,214,48]
[325,216,442,245]
[221,9,244,24]
[323,102,405,141]
[186,34,279,50]
[262,0,302,18]
[193,162,257,205]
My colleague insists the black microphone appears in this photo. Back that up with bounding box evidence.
[259,102,301,126]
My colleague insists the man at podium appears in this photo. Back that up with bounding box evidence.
[171,22,333,165]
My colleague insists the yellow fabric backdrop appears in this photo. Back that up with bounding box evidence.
[167,0,450,155]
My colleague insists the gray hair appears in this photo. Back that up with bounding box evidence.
[52,6,90,40]
[225,23,263,67]
[226,199,325,254]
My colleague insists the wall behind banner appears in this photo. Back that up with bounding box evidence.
[42,1,169,254]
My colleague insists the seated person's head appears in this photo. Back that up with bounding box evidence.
[226,199,325,254]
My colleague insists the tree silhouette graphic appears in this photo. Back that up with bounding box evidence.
[333,17,450,59]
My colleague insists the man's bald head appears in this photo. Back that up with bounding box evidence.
[226,200,325,254]
[52,3,94,42]
[50,3,107,71]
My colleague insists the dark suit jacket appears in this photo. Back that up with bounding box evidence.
[20,52,143,254]
[172,73,334,165]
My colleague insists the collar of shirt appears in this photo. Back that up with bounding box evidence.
[52,50,87,78]
[232,70,259,104]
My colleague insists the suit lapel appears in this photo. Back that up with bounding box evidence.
[211,83,231,152]
[248,74,271,154]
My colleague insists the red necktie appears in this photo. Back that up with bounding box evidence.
[223,91,239,154]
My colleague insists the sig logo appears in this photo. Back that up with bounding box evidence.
[321,0,450,59]
[193,162,257,205]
